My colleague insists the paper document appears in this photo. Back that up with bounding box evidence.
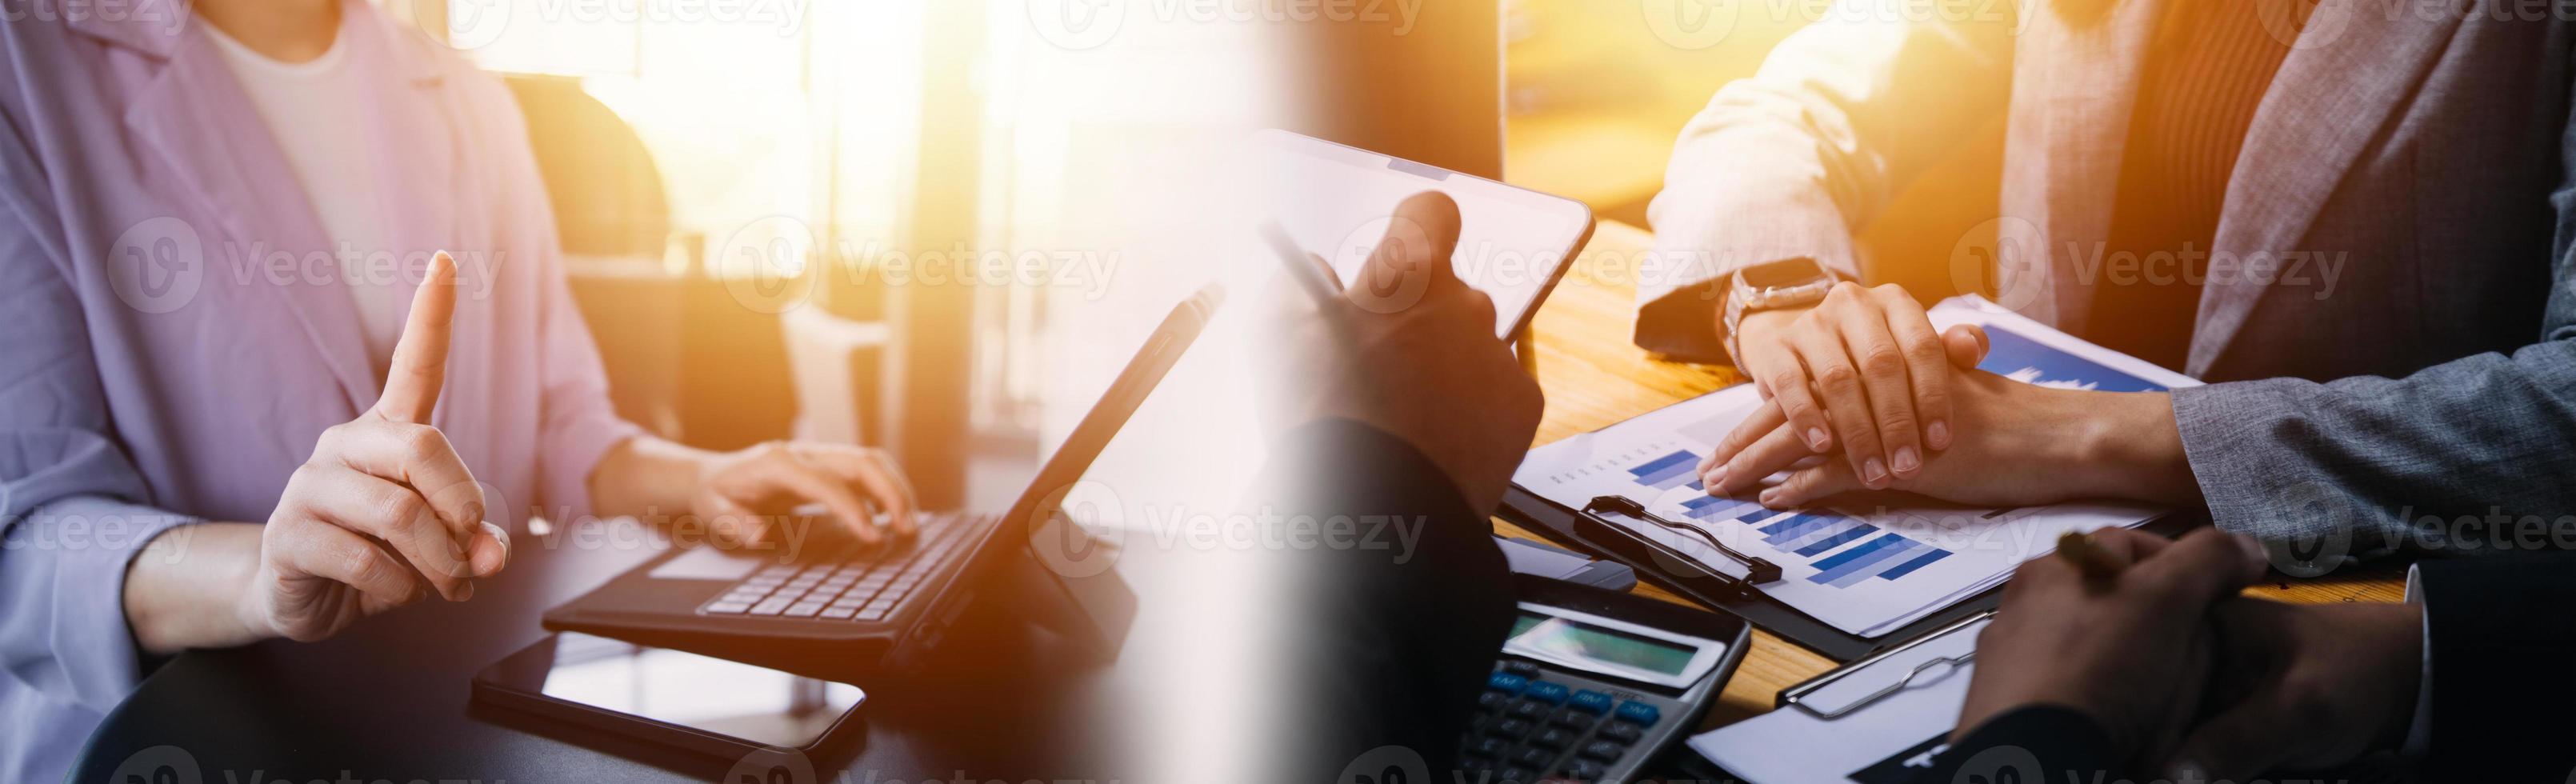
[1510,297,2198,637]
[1689,618,1990,783]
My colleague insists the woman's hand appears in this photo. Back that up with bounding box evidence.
[1701,321,1986,498]
[1722,282,1968,488]
[1702,354,2205,511]
[238,253,509,642]
[690,441,918,550]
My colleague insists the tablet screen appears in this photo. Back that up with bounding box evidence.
[1258,130,1593,339]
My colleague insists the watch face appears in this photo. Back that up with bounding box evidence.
[1741,258,1829,290]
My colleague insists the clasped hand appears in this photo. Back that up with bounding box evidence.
[1699,283,2199,511]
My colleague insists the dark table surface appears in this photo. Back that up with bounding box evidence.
[73,518,1134,784]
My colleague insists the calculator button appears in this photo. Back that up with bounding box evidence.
[1594,721,1644,744]
[1494,767,1534,784]
[1546,709,1598,730]
[1528,728,1575,750]
[749,598,793,615]
[1486,672,1530,694]
[703,602,752,614]
[1522,682,1570,705]
[1506,746,1555,770]
[1465,737,1509,758]
[1613,701,1662,726]
[785,602,826,618]
[1558,758,1608,781]
[1567,690,1614,714]
[1486,718,1534,739]
[1476,691,1509,710]
[1501,660,1542,677]
[1578,739,1625,761]
[1506,700,1547,720]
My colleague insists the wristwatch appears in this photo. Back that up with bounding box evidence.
[1722,257,1840,366]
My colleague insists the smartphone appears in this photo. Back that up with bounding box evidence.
[471,632,865,758]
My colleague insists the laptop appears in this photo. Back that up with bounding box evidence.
[542,288,1221,678]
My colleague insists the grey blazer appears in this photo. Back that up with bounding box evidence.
[1637,0,2576,563]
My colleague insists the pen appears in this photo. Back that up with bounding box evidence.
[2056,530,2126,583]
[1260,222,1346,307]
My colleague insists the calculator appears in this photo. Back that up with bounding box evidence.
[1456,575,1751,783]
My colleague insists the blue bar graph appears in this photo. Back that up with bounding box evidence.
[1810,533,1919,586]
[1792,523,1881,558]
[1878,548,1954,580]
[1759,514,1837,545]
[1826,541,1921,587]
[1684,498,1765,525]
[1774,517,1861,551]
[1627,450,1699,490]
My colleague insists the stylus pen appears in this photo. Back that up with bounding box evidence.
[2057,530,2126,586]
[1262,222,1346,307]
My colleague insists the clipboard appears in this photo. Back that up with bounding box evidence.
[1496,486,2200,662]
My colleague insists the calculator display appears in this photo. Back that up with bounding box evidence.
[1508,613,1698,677]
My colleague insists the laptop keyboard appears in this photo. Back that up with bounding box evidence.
[696,513,986,622]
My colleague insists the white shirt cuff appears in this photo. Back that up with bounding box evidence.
[2400,563,2433,758]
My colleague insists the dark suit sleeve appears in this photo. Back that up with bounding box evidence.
[2414,556,2576,780]
[1258,418,1518,784]
[1914,705,2130,783]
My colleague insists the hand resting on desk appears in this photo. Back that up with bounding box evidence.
[1699,322,2207,512]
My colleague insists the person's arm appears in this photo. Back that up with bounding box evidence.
[2169,338,2576,554]
[1254,191,1544,782]
[461,70,917,548]
[1637,2,2017,362]
[1918,705,2130,782]
[2410,555,2576,779]
[1645,5,2018,493]
[469,70,645,526]
[1262,419,1518,783]
[2094,70,2576,553]
[1917,528,2269,783]
[0,214,207,709]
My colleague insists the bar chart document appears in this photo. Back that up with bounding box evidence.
[1512,297,2200,638]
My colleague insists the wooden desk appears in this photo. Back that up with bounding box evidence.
[1498,219,2410,734]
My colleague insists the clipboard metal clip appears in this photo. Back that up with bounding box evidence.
[1581,495,1782,585]
[1780,609,1995,719]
